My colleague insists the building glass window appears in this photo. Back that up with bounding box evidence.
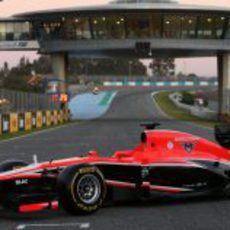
[214,16,225,38]
[197,16,215,39]
[21,22,32,40]
[75,17,91,39]
[197,16,224,39]
[106,16,125,39]
[14,23,22,40]
[163,15,181,38]
[43,23,51,34]
[43,22,62,39]
[62,17,91,40]
[0,23,6,41]
[0,22,33,41]
[63,18,76,39]
[181,16,197,38]
[92,16,107,39]
[126,14,152,38]
[22,21,30,33]
[152,14,162,38]
[225,18,230,39]
[92,15,125,39]
[0,13,227,41]
[6,23,14,40]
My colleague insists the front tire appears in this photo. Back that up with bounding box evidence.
[57,165,106,215]
[0,160,28,208]
[0,160,28,172]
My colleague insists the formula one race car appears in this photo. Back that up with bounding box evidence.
[1,123,230,215]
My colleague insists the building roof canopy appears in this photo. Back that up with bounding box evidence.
[15,2,230,18]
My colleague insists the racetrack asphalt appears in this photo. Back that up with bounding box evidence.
[1,88,229,230]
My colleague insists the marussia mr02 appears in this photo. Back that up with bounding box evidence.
[0,123,230,215]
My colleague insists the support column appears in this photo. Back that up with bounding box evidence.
[51,53,68,93]
[218,53,230,121]
[218,54,223,119]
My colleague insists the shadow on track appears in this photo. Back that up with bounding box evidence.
[0,195,228,221]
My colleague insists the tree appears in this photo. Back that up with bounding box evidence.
[187,73,198,81]
[149,58,175,79]
[0,56,147,91]
[68,58,147,77]
[0,56,52,92]
[32,56,52,74]
[3,62,9,75]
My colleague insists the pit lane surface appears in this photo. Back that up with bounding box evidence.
[0,89,229,230]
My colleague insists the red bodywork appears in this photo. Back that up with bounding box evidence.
[0,130,230,213]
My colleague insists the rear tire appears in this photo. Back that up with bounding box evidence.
[57,165,106,215]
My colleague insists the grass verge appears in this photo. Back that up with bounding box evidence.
[153,91,220,128]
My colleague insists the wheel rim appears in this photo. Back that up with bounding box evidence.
[76,174,101,205]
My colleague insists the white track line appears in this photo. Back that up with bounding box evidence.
[0,122,84,144]
[16,222,90,230]
[151,92,173,120]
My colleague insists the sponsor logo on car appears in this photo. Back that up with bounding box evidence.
[167,141,174,150]
[15,179,28,186]
[183,143,195,153]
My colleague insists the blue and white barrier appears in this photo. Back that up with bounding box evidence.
[104,81,218,87]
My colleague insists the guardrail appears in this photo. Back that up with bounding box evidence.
[0,109,70,136]
[0,88,60,113]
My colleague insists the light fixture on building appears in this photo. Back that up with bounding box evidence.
[116,21,121,25]
[148,50,152,57]
[207,18,212,23]
[75,18,79,23]
[62,17,65,22]
[166,21,170,25]
[120,17,124,22]
[102,17,106,21]
[221,17,225,20]
[94,20,98,24]
[188,19,193,24]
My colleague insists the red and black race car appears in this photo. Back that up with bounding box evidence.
[1,123,230,215]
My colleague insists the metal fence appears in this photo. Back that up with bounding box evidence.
[0,88,60,113]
